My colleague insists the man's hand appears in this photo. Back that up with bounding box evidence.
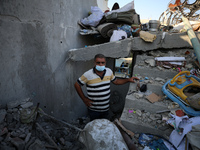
[83,97,93,107]
[129,77,139,83]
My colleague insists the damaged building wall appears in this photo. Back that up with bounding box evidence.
[0,0,103,121]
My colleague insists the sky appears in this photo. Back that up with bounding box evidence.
[108,0,171,20]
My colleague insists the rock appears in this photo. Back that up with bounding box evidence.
[0,136,3,142]
[145,59,155,67]
[6,113,13,123]
[149,114,157,121]
[0,127,8,136]
[147,118,152,123]
[157,66,163,70]
[65,141,73,148]
[19,134,26,139]
[7,100,20,109]
[28,139,46,150]
[20,98,31,105]
[13,112,20,121]
[155,77,165,82]
[134,93,144,99]
[4,132,11,142]
[11,137,25,150]
[134,133,140,138]
[145,112,150,117]
[11,131,19,137]
[7,109,13,113]
[136,109,142,116]
[156,120,162,124]
[12,108,18,112]
[185,63,193,69]
[0,109,7,123]
[20,102,33,109]
[0,145,16,150]
[155,114,162,119]
[25,133,32,143]
[59,137,65,145]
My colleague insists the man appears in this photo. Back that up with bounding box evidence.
[74,54,139,121]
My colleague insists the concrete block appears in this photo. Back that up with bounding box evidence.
[69,38,132,61]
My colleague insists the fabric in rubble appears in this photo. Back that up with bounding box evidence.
[118,25,133,37]
[105,1,134,17]
[97,23,117,38]
[106,9,136,25]
[81,6,104,27]
[110,30,127,42]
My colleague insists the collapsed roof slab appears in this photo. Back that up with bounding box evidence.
[69,38,132,61]
[69,32,200,61]
[132,32,200,51]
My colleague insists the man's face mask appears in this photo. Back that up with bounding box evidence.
[95,65,105,71]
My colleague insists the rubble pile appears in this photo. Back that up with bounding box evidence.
[0,99,87,150]
[120,47,200,149]
[133,49,200,84]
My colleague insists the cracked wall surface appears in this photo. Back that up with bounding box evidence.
[0,0,101,121]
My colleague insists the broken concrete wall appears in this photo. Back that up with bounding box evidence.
[0,0,100,121]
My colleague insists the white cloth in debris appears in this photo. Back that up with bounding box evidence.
[105,0,134,16]
[110,30,127,42]
[81,6,104,27]
[79,119,128,150]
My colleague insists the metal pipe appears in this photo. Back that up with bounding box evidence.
[182,16,200,65]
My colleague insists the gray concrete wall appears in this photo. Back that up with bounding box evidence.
[0,0,102,121]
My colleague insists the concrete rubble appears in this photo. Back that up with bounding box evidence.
[1,48,199,150]
[120,48,200,150]
[0,98,89,150]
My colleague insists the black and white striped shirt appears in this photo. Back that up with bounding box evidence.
[77,67,116,112]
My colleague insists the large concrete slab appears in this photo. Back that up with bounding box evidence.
[69,38,132,61]
[69,32,200,61]
[133,66,178,80]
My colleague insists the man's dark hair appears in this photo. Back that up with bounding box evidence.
[94,54,106,61]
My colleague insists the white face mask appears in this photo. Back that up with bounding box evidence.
[95,65,105,71]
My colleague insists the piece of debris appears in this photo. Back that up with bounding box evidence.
[146,93,161,103]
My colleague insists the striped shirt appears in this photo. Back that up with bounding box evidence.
[77,67,116,112]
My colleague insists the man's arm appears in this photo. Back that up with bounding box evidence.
[112,76,139,85]
[74,82,93,107]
